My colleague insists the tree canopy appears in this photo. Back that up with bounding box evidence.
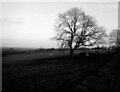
[53,7,107,56]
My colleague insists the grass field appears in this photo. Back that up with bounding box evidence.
[2,49,120,92]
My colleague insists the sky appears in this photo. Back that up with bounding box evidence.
[1,1,119,48]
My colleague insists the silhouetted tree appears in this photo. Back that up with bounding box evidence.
[109,29,120,47]
[53,7,107,56]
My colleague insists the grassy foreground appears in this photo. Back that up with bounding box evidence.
[2,50,120,92]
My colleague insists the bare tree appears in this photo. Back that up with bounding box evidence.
[53,7,107,56]
[109,29,120,47]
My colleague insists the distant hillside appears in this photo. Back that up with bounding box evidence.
[2,47,37,51]
[2,47,57,57]
[2,47,37,57]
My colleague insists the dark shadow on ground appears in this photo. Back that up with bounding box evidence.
[2,51,120,92]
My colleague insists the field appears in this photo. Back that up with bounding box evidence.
[2,48,120,92]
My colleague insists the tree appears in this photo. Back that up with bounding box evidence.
[53,7,107,56]
[109,29,120,47]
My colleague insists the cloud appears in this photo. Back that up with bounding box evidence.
[0,18,23,25]
[98,4,118,9]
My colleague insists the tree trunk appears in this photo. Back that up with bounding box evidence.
[70,49,74,57]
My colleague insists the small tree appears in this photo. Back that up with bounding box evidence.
[109,29,120,47]
[53,7,107,56]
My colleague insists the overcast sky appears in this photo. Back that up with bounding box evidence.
[1,1,119,48]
